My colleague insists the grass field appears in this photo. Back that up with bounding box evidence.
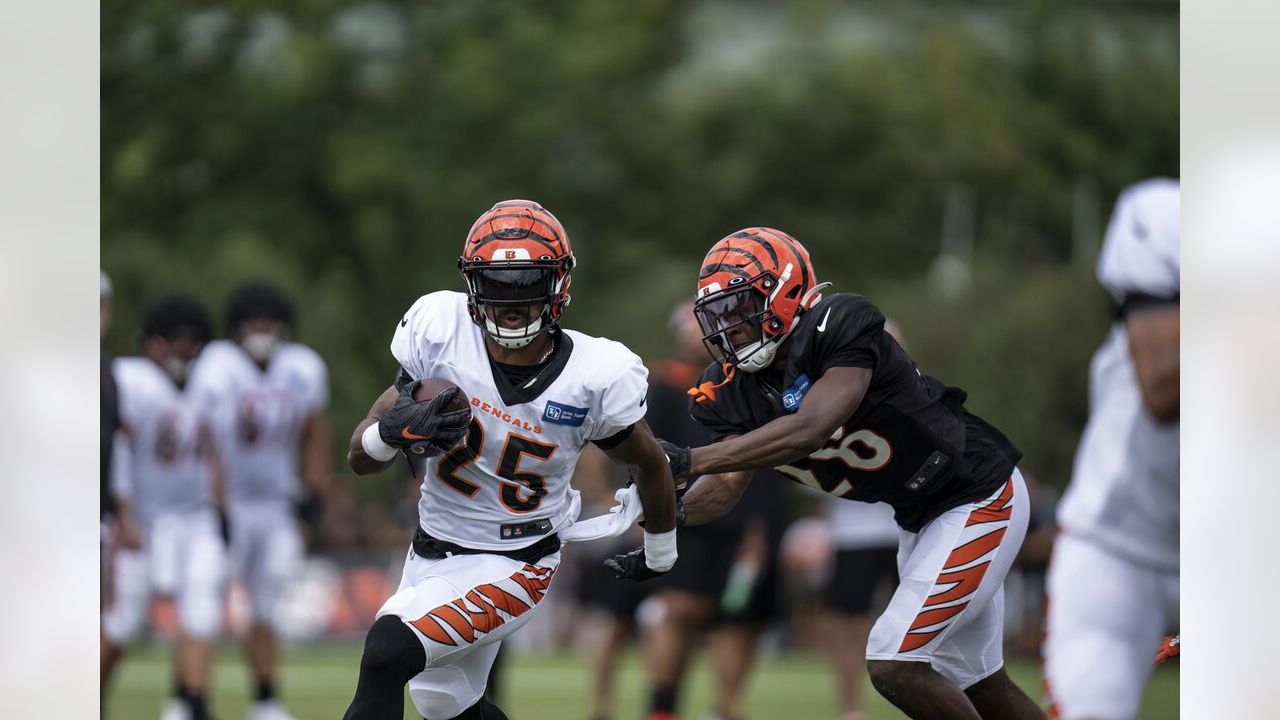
[106,643,1178,719]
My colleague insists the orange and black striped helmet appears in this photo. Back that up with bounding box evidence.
[693,227,827,372]
[457,200,575,349]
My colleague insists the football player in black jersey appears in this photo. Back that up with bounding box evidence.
[613,228,1045,719]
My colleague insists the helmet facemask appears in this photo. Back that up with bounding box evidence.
[459,261,570,349]
[694,276,785,373]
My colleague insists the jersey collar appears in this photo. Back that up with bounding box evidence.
[487,330,575,406]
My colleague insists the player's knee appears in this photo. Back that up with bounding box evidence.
[360,615,426,685]
[867,659,921,699]
[962,666,1010,703]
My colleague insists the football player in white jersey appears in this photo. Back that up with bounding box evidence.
[341,199,679,720]
[1042,179,1180,720]
[101,295,229,720]
[188,281,330,720]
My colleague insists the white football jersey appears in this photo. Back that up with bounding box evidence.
[113,357,218,526]
[391,291,648,551]
[1057,178,1179,569]
[189,340,328,503]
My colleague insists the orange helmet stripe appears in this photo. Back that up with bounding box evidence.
[463,201,571,261]
[756,228,810,293]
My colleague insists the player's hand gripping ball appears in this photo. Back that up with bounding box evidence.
[380,378,472,457]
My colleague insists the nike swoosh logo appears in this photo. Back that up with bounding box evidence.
[400,317,409,327]
[401,427,429,441]
[816,308,832,332]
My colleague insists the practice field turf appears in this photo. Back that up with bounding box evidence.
[105,643,1178,719]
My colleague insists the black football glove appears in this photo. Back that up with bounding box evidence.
[380,382,471,455]
[604,546,668,582]
[657,439,691,484]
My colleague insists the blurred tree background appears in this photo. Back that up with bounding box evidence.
[101,0,1178,496]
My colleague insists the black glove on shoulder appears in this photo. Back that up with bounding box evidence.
[604,546,668,582]
[379,383,471,455]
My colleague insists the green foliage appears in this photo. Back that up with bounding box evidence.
[870,261,1112,488]
[102,1,1177,495]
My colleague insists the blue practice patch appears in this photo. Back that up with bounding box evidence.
[781,374,812,413]
[543,401,590,426]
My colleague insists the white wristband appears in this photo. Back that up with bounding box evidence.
[643,529,678,572]
[361,423,399,462]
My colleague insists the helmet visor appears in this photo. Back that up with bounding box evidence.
[470,266,555,304]
[694,286,766,364]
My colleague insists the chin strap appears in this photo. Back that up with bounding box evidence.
[687,363,737,405]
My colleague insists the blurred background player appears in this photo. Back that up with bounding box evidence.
[101,270,145,712]
[642,300,783,720]
[188,281,331,720]
[102,295,229,720]
[1042,178,1180,720]
[102,270,143,581]
[820,317,903,720]
[102,271,121,550]
[823,502,898,720]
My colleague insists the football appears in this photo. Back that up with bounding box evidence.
[412,377,469,412]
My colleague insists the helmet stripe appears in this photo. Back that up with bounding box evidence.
[762,229,810,293]
[733,231,780,267]
[718,246,767,274]
[467,213,565,245]
[468,232,561,256]
[699,263,754,280]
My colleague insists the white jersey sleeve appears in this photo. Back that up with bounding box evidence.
[391,291,468,381]
[1096,178,1180,301]
[587,344,649,442]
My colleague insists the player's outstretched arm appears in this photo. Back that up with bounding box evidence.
[1127,306,1179,422]
[686,366,872,478]
[681,469,753,526]
[680,470,754,526]
[347,385,401,475]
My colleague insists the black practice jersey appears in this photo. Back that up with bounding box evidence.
[691,293,1022,532]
